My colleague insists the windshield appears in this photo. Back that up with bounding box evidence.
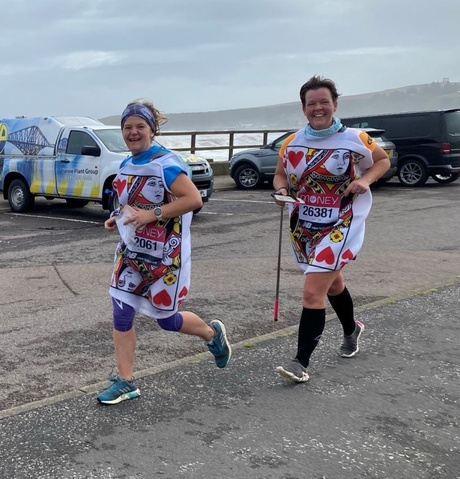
[94,128,129,153]
[445,110,460,136]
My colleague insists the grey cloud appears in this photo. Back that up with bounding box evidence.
[0,0,458,118]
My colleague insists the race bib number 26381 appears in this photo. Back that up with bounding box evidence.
[299,193,341,224]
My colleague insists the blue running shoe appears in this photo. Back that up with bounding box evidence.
[207,320,232,368]
[97,374,140,405]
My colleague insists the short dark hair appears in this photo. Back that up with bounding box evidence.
[299,75,340,107]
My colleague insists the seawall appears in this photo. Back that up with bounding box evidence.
[209,160,230,176]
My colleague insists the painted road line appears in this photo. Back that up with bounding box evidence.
[5,212,101,225]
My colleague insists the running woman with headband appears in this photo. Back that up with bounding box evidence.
[97,99,231,404]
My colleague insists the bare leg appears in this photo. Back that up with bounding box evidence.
[327,271,346,296]
[303,270,344,308]
[178,312,232,368]
[113,327,136,380]
[179,311,214,341]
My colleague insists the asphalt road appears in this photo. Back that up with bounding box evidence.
[0,178,459,414]
[0,178,459,478]
[0,284,458,479]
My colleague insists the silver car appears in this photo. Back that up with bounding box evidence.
[229,128,397,189]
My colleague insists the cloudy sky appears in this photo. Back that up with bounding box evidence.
[1,0,458,120]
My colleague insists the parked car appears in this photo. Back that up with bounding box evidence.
[154,141,214,214]
[229,128,397,189]
[341,109,460,186]
[365,128,398,186]
[229,131,294,189]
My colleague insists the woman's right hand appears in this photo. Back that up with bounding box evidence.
[104,216,117,231]
[272,187,288,208]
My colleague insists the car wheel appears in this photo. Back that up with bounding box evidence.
[65,199,89,208]
[8,178,35,212]
[108,192,120,213]
[431,173,460,184]
[234,164,262,189]
[398,159,429,186]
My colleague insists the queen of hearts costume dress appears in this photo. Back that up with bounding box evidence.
[109,146,192,319]
[279,126,376,273]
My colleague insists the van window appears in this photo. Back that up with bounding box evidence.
[381,115,434,139]
[67,131,98,155]
[342,119,371,128]
[445,111,460,136]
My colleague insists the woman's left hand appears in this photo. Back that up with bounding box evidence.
[343,179,370,197]
[124,206,153,230]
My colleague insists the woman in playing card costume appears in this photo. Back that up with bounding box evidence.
[273,76,390,383]
[97,99,231,404]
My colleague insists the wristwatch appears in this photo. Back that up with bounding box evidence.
[153,206,163,221]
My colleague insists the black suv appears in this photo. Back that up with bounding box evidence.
[341,109,460,186]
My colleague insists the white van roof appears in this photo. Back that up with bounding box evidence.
[0,116,104,156]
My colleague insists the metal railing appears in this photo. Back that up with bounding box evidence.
[158,129,289,161]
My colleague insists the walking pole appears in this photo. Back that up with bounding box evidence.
[274,207,284,321]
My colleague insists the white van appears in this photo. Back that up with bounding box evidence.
[0,116,213,212]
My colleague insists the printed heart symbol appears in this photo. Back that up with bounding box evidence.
[153,289,172,306]
[288,150,304,169]
[113,179,126,197]
[316,246,335,265]
[178,286,188,299]
[341,249,354,261]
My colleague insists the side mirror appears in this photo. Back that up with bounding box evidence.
[81,145,101,157]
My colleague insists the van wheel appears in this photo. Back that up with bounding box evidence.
[108,192,120,213]
[8,178,35,212]
[431,173,460,184]
[65,199,89,208]
[234,164,262,189]
[398,159,428,186]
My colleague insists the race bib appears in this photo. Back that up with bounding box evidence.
[115,205,167,263]
[299,193,341,224]
[129,225,166,259]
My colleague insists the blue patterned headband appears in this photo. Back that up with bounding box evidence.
[121,104,156,131]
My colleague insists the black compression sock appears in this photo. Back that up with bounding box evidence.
[295,307,326,368]
[327,287,355,336]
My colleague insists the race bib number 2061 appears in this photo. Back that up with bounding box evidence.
[128,225,166,262]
